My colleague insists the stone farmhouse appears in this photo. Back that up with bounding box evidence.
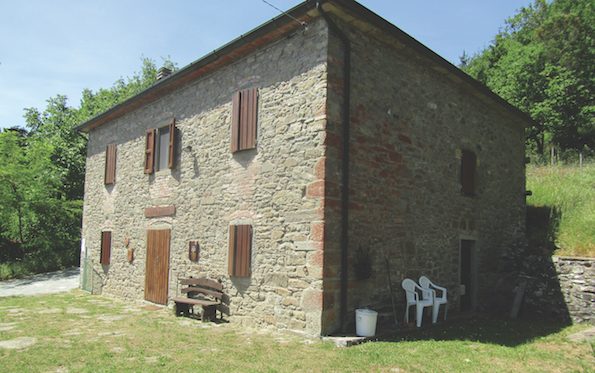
[77,0,531,336]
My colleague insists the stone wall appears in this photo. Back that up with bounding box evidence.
[553,257,593,323]
[321,12,527,333]
[82,18,329,336]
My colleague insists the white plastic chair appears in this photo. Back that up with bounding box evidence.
[401,278,434,327]
[419,275,448,324]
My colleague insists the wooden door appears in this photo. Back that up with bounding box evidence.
[145,229,171,304]
[460,239,476,311]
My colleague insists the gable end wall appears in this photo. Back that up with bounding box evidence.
[322,13,526,333]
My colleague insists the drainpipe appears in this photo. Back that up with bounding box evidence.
[317,1,351,333]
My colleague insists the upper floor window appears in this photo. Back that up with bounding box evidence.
[460,149,477,196]
[145,119,176,174]
[231,88,258,153]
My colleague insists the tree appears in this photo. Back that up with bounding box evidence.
[462,0,594,158]
[0,57,175,276]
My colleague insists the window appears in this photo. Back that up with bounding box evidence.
[228,225,252,277]
[157,125,170,171]
[460,150,477,196]
[100,231,112,265]
[145,119,176,174]
[231,88,258,152]
[104,143,117,185]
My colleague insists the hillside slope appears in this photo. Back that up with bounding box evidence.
[526,163,595,257]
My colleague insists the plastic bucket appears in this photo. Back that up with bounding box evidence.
[355,308,378,337]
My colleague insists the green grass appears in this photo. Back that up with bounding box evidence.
[527,163,595,257]
[1,292,593,372]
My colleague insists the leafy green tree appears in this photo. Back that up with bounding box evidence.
[463,0,594,158]
[0,57,175,276]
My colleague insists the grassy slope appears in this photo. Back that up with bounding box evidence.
[0,292,593,373]
[526,163,595,257]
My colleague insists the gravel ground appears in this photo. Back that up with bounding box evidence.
[0,268,80,297]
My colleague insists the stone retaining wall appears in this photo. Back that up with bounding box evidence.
[553,256,594,323]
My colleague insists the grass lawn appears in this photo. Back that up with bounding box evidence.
[527,163,595,257]
[0,291,593,372]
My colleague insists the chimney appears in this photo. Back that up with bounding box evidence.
[157,66,172,81]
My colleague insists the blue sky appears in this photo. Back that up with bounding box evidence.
[0,0,532,129]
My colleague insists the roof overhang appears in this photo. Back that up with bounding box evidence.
[76,0,534,133]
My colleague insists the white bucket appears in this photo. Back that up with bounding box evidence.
[355,308,378,337]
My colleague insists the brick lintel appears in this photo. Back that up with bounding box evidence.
[144,205,176,218]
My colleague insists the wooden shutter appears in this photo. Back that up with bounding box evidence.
[144,128,156,174]
[231,91,241,152]
[100,231,112,265]
[243,88,258,150]
[461,150,477,196]
[231,88,258,153]
[228,225,252,277]
[168,118,176,169]
[104,144,117,185]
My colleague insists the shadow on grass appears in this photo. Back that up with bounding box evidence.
[376,315,569,347]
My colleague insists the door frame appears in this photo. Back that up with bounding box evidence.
[459,237,478,311]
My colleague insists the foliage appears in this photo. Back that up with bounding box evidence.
[0,292,593,372]
[462,0,594,159]
[0,58,173,278]
[526,163,595,257]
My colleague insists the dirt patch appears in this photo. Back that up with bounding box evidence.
[66,307,88,314]
[141,305,163,311]
[567,327,595,343]
[0,337,37,350]
[38,308,62,314]
[98,331,125,337]
[0,322,17,332]
[6,308,25,314]
[97,315,126,322]
[62,331,82,337]
[122,307,143,313]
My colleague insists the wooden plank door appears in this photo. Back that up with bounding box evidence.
[145,229,171,304]
[460,239,476,311]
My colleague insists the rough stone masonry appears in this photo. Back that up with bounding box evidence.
[79,1,530,336]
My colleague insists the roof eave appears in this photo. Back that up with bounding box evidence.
[76,0,319,133]
[77,0,534,133]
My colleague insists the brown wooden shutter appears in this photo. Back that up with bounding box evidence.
[100,231,112,265]
[104,144,117,185]
[228,226,237,276]
[168,118,176,169]
[231,91,241,152]
[228,224,252,277]
[145,128,156,174]
[244,88,258,150]
[461,150,476,196]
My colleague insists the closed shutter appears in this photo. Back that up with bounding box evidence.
[461,150,476,196]
[231,91,241,152]
[231,88,258,153]
[145,128,156,174]
[168,118,176,169]
[228,225,252,277]
[100,231,112,265]
[104,144,117,185]
[243,88,258,150]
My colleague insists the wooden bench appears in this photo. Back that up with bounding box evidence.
[173,277,229,321]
